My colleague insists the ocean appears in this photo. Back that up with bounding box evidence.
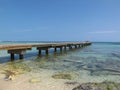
[0,41,120,90]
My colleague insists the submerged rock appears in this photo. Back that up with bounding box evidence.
[86,57,97,62]
[3,70,19,80]
[52,73,73,80]
[72,81,120,90]
[76,64,86,69]
[95,64,103,69]
[112,53,120,58]
[1,62,31,80]
[29,78,41,83]
[65,81,79,85]
[87,63,94,68]
[73,84,93,90]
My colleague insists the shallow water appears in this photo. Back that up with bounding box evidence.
[0,42,120,90]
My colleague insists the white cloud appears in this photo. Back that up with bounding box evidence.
[89,30,120,34]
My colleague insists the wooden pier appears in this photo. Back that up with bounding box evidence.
[0,41,92,60]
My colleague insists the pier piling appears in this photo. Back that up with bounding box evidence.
[46,49,49,54]
[11,53,14,60]
[60,47,62,52]
[0,41,92,60]
[19,54,24,59]
[54,47,57,52]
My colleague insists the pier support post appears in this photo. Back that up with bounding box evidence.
[37,47,49,55]
[81,45,83,47]
[11,53,14,60]
[69,46,71,49]
[75,45,77,48]
[60,47,62,52]
[69,46,72,49]
[46,49,48,54]
[54,47,57,52]
[64,46,66,50]
[8,49,27,60]
[19,54,24,59]
[39,49,41,55]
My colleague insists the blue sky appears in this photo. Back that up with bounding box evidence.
[0,0,120,42]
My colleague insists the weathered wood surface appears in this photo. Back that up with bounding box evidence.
[0,42,91,50]
[0,44,32,50]
[0,42,92,60]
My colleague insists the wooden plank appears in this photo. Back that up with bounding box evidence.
[0,42,92,51]
[52,44,67,47]
[0,44,32,50]
[32,44,52,47]
[8,49,26,54]
[37,47,49,50]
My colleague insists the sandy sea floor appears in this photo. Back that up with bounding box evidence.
[0,69,77,90]
[0,67,120,90]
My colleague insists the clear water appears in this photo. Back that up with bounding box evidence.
[0,42,120,83]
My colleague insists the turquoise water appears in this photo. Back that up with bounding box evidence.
[0,42,120,83]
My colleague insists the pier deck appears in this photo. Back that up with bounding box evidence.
[0,41,91,60]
